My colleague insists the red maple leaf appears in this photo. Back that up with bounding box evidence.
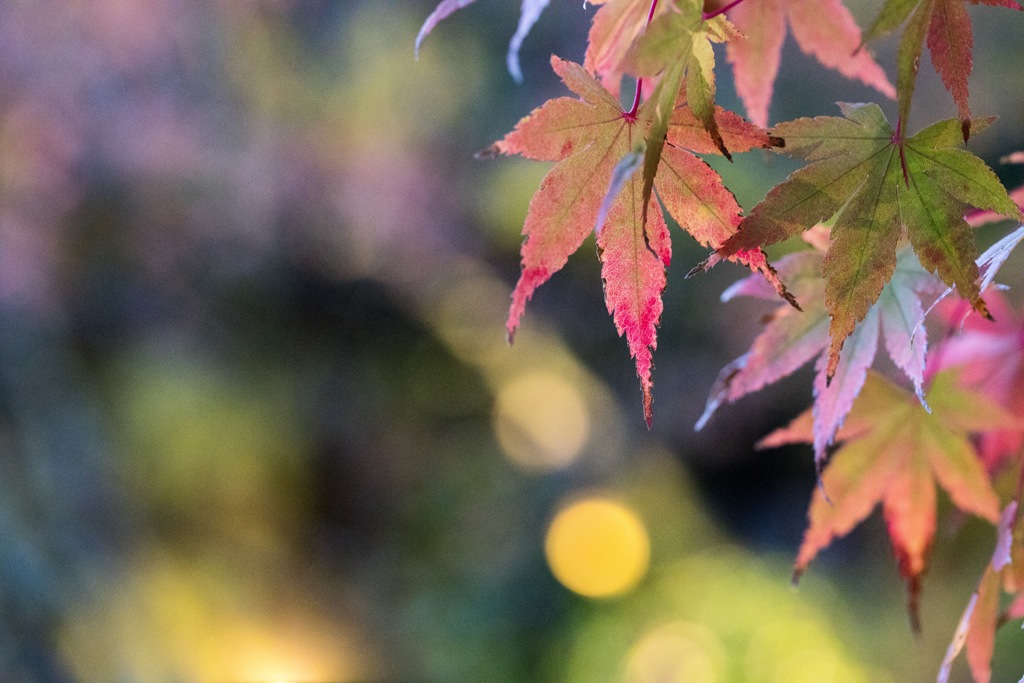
[487,56,785,425]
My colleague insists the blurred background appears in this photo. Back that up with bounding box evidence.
[1,1,1023,681]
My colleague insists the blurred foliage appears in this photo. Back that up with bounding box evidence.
[0,1,1021,682]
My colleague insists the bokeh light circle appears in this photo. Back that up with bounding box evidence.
[493,372,590,471]
[544,497,650,598]
[624,621,728,683]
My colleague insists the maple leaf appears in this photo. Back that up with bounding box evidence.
[582,0,745,239]
[658,98,798,307]
[487,56,785,425]
[939,500,1024,683]
[863,0,1022,139]
[585,0,734,111]
[920,224,1024,336]
[620,1,737,174]
[969,184,1024,226]
[723,0,895,128]
[587,0,740,236]
[929,287,1024,471]
[718,103,1024,377]
[415,0,551,83]
[487,56,662,425]
[761,370,1013,627]
[968,151,1024,226]
[698,239,946,466]
[615,0,707,228]
[582,0,715,93]
[585,0,670,97]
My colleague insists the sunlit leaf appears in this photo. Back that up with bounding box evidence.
[718,104,1023,377]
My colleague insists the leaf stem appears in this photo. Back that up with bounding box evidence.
[703,0,747,20]
[894,116,910,188]
[624,0,661,118]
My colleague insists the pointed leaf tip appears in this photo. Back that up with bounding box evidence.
[791,565,805,587]
[747,250,802,310]
[416,0,478,58]
[906,574,922,636]
[973,296,994,322]
[475,144,501,160]
[506,0,551,84]
[507,266,550,347]
[686,253,720,279]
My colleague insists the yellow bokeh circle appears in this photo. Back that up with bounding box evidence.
[544,497,650,598]
[492,372,590,472]
[625,621,728,683]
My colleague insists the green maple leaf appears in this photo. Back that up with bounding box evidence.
[717,103,1023,376]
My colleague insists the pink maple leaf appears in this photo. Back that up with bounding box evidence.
[726,0,895,127]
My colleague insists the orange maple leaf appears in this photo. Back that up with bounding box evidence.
[762,370,1015,627]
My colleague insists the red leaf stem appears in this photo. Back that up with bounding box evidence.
[625,0,661,118]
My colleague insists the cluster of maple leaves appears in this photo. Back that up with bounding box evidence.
[417,0,1024,679]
